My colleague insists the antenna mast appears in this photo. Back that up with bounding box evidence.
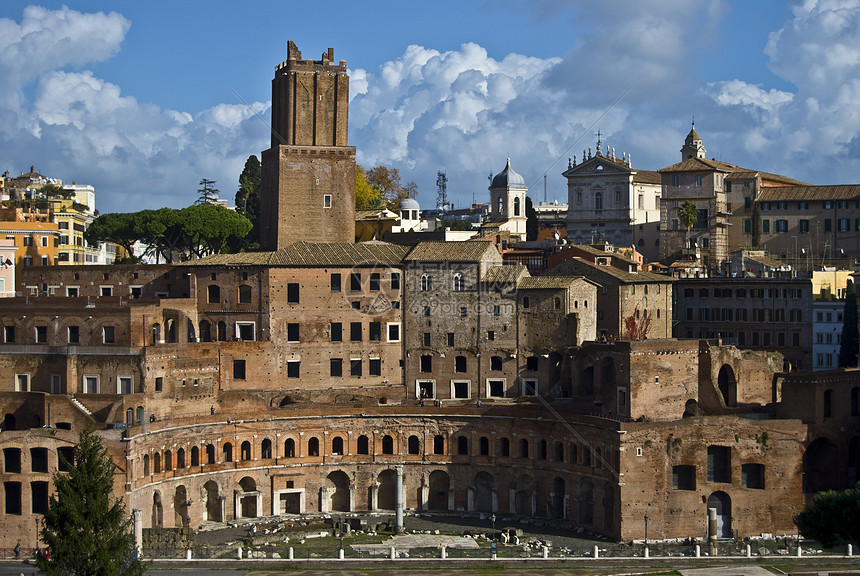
[436,171,448,212]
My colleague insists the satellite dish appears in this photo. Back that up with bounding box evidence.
[561,239,568,245]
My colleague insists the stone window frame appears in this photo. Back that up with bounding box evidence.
[486,378,506,398]
[450,379,470,399]
[117,375,133,394]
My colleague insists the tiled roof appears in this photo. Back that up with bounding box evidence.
[517,275,588,290]
[757,185,860,201]
[633,169,662,185]
[659,159,807,186]
[745,254,786,268]
[483,265,527,285]
[404,241,499,262]
[179,241,410,268]
[548,257,670,284]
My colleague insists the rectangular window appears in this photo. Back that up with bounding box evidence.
[286,283,299,303]
[761,219,770,234]
[323,194,332,208]
[14,373,29,392]
[331,273,341,292]
[350,358,362,377]
[447,332,455,347]
[369,273,380,291]
[35,326,47,343]
[387,323,400,342]
[369,358,381,376]
[825,218,832,232]
[31,481,49,514]
[3,448,21,473]
[330,358,343,377]
[330,322,342,342]
[487,379,506,398]
[155,377,163,392]
[672,465,696,490]
[777,201,787,210]
[287,361,300,378]
[287,323,300,342]
[83,375,99,394]
[487,330,495,341]
[391,272,401,290]
[776,219,788,232]
[453,380,470,399]
[102,326,115,344]
[67,325,80,344]
[51,374,61,394]
[743,219,751,234]
[235,321,255,341]
[423,332,431,347]
[672,175,679,187]
[695,174,702,187]
[672,219,679,231]
[350,273,361,291]
[350,322,362,341]
[118,376,133,394]
[761,202,771,211]
[369,322,381,341]
[839,218,850,232]
[100,286,113,296]
[233,359,246,380]
[798,201,808,209]
[800,219,809,233]
[707,445,731,483]
[3,326,14,343]
[741,463,765,489]
[4,481,21,515]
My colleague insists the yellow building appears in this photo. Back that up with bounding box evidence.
[0,221,60,292]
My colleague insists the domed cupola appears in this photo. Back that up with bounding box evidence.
[491,158,526,190]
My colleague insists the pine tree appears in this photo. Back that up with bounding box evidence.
[37,427,144,576]
[839,278,859,368]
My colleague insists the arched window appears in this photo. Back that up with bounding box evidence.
[199,320,211,342]
[207,285,220,304]
[223,442,233,462]
[191,446,201,466]
[570,443,578,464]
[217,321,227,341]
[421,274,432,291]
[177,448,186,468]
[519,438,529,458]
[455,355,467,373]
[452,273,464,291]
[523,296,530,309]
[332,436,344,455]
[164,450,173,471]
[125,408,134,426]
[540,439,548,460]
[382,435,394,454]
[136,406,144,424]
[513,196,521,216]
[284,438,296,458]
[433,435,445,455]
[408,435,420,455]
[500,437,510,457]
[261,439,272,459]
[206,444,215,464]
[143,454,150,476]
[240,441,251,461]
[307,437,320,457]
[357,435,370,455]
[479,436,490,456]
[457,435,469,455]
[595,192,603,210]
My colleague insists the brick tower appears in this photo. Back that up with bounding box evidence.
[259,41,356,250]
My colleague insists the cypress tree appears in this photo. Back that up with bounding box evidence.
[37,427,144,576]
[839,279,859,368]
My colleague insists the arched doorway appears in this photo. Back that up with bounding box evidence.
[204,480,221,522]
[514,474,534,516]
[152,491,163,528]
[377,469,397,510]
[238,477,258,518]
[428,470,450,511]
[707,491,732,538]
[173,485,189,527]
[551,477,566,519]
[327,471,351,512]
[474,471,494,513]
[804,437,840,493]
[717,364,737,407]
[579,479,594,525]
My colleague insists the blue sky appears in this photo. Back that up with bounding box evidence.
[1,1,859,214]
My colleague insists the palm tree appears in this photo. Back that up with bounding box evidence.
[678,200,699,253]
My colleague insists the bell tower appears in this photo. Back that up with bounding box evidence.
[259,41,356,250]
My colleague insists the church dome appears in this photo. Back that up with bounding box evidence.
[490,158,525,189]
[398,197,420,211]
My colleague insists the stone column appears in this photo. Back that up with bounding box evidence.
[320,486,330,513]
[708,507,718,556]
[370,484,379,511]
[132,508,142,559]
[395,465,404,534]
[349,484,356,512]
[508,490,516,514]
[467,486,475,511]
[419,479,429,511]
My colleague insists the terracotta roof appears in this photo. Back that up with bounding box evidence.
[659,157,738,173]
[180,241,410,268]
[517,275,589,290]
[757,185,860,201]
[547,257,670,284]
[744,254,786,268]
[729,171,807,186]
[483,265,527,285]
[404,241,500,262]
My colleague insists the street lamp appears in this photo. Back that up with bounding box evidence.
[35,517,40,552]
